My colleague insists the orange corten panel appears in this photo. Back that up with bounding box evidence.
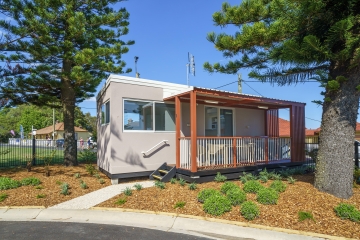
[290,104,306,162]
[266,109,279,137]
[190,91,197,172]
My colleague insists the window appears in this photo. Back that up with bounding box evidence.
[101,100,110,124]
[123,100,175,132]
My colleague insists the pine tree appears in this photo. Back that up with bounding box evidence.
[0,0,134,166]
[204,0,360,199]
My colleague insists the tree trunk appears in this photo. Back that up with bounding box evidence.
[314,67,360,199]
[61,60,78,166]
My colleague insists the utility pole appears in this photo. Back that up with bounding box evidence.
[238,73,242,93]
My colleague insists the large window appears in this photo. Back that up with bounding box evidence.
[101,101,110,125]
[123,100,175,131]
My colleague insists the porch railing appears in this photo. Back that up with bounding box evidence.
[179,137,291,170]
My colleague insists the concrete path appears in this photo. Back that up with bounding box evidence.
[0,207,337,240]
[49,180,154,209]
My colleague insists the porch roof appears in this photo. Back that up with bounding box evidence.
[164,87,305,110]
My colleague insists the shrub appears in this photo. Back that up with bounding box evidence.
[197,188,221,203]
[123,187,132,196]
[188,182,197,190]
[214,172,227,182]
[220,182,239,194]
[241,201,260,220]
[35,185,44,190]
[154,181,165,189]
[259,168,270,178]
[133,183,143,191]
[243,180,264,193]
[278,169,291,178]
[239,172,257,183]
[0,177,21,190]
[178,178,186,186]
[115,198,127,205]
[287,177,296,184]
[298,211,315,222]
[226,188,247,206]
[258,175,268,183]
[203,194,232,216]
[256,188,279,205]
[99,179,105,184]
[74,173,81,178]
[170,178,176,184]
[0,193,8,202]
[80,182,88,189]
[21,177,41,186]
[85,164,96,175]
[78,149,97,163]
[334,203,360,222]
[60,183,69,195]
[94,173,101,179]
[269,172,282,181]
[36,194,46,199]
[174,201,186,209]
[270,180,287,193]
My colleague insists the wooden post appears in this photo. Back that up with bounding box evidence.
[290,104,305,162]
[175,96,181,169]
[265,137,269,164]
[232,138,237,167]
[190,91,197,172]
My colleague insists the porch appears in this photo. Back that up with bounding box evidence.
[164,87,306,175]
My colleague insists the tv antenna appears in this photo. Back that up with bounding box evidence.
[186,52,195,87]
[134,56,140,78]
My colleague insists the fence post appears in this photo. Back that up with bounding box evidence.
[32,137,36,166]
[355,141,359,168]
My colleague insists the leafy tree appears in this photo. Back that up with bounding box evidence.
[0,0,134,165]
[204,0,360,198]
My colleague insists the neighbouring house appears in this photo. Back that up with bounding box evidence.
[34,122,91,140]
[97,75,307,184]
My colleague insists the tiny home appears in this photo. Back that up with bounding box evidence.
[97,75,306,183]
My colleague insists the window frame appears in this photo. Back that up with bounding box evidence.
[101,99,110,126]
[123,98,176,133]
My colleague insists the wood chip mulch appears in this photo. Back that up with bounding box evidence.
[97,174,360,239]
[0,164,111,207]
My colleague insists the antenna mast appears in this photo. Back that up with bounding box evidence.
[238,73,242,93]
[186,52,195,87]
[134,56,139,78]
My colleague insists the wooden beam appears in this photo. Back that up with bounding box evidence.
[175,96,181,169]
[190,91,197,173]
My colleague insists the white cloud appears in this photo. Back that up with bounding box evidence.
[84,97,96,102]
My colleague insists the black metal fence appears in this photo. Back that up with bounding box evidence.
[0,138,96,168]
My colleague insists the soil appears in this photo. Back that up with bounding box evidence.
[0,164,111,207]
[97,174,360,239]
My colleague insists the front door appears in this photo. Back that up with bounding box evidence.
[220,109,233,137]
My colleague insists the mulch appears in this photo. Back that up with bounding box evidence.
[97,174,360,239]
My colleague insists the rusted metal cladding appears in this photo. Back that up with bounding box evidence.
[290,105,306,162]
[266,109,279,137]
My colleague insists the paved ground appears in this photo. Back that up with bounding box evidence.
[0,221,213,240]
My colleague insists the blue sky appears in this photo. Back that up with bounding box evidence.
[78,0,328,129]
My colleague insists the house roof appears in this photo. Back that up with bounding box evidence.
[35,122,88,135]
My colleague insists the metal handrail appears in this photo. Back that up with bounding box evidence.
[141,140,168,156]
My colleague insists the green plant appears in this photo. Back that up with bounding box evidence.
[178,178,186,186]
[78,149,97,163]
[55,180,63,185]
[243,180,264,193]
[278,169,291,178]
[0,177,21,190]
[226,188,247,206]
[134,183,143,191]
[115,198,127,205]
[197,188,222,203]
[0,193,8,202]
[36,194,46,199]
[60,183,69,195]
[258,175,268,183]
[203,194,232,216]
[239,172,257,183]
[220,182,239,194]
[94,173,101,179]
[170,178,176,184]
[287,177,297,184]
[269,172,282,181]
[298,211,315,222]
[35,185,44,190]
[80,182,88,189]
[37,150,56,176]
[174,201,186,209]
[259,168,270,178]
[270,180,287,193]
[154,181,166,189]
[123,187,132,196]
[99,178,105,184]
[256,188,279,205]
[74,173,81,178]
[21,177,41,186]
[188,182,197,190]
[85,164,96,175]
[334,203,360,222]
[214,172,227,182]
[354,167,360,184]
[241,201,260,220]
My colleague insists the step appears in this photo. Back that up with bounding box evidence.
[158,169,168,174]
[152,175,162,180]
